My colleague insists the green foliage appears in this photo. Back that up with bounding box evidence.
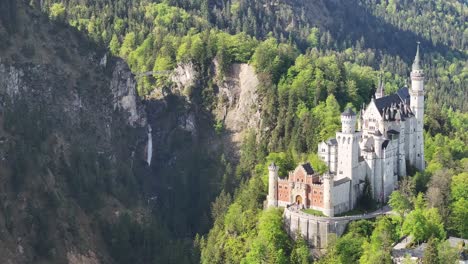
[243,209,290,264]
[49,3,65,21]
[302,208,325,217]
[422,237,439,264]
[335,233,365,264]
[290,235,310,264]
[251,37,297,82]
[310,94,341,142]
[265,152,295,179]
[109,34,120,55]
[450,198,468,238]
[360,217,398,264]
[451,172,468,201]
[402,207,446,243]
[389,190,412,218]
[437,240,459,264]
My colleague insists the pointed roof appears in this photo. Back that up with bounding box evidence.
[269,162,277,170]
[412,42,421,71]
[376,72,385,98]
[374,129,383,137]
[301,163,315,175]
[374,87,412,119]
[326,138,338,146]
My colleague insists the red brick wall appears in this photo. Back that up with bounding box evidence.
[278,182,290,202]
[292,169,306,183]
[309,185,324,208]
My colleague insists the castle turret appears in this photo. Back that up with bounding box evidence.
[374,129,384,157]
[322,173,334,217]
[410,42,425,170]
[267,163,279,208]
[341,108,356,133]
[373,129,385,202]
[336,108,361,183]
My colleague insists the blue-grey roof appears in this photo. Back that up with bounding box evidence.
[334,178,351,187]
[382,140,390,148]
[412,42,422,71]
[341,108,355,116]
[374,87,412,120]
[375,94,401,114]
[396,87,410,103]
[326,138,337,145]
[301,163,315,175]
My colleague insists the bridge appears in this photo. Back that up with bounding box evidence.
[135,70,172,77]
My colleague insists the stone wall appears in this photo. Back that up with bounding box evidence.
[283,208,350,249]
[283,207,388,249]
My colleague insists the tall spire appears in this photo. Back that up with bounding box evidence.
[412,42,421,71]
[375,71,385,99]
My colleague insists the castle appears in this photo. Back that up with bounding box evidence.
[268,44,425,216]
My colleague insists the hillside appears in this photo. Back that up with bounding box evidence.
[1,0,467,263]
[0,1,152,263]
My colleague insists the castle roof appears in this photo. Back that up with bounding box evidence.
[374,129,383,137]
[387,129,399,135]
[373,87,412,121]
[412,42,422,71]
[334,177,351,187]
[301,163,315,175]
[341,108,356,116]
[326,138,337,146]
[382,140,390,149]
[396,87,411,103]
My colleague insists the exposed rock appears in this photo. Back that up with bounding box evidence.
[110,59,147,127]
[0,64,23,98]
[67,251,100,264]
[215,63,261,142]
[170,62,197,94]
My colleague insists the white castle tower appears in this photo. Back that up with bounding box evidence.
[410,43,425,170]
[322,173,334,217]
[336,108,360,180]
[267,163,279,208]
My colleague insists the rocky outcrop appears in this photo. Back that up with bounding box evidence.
[216,63,261,142]
[170,62,197,95]
[110,59,146,127]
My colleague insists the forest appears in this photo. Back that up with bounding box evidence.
[20,0,468,263]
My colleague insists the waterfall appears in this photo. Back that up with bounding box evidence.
[147,125,153,166]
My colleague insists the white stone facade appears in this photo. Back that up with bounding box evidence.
[268,45,425,217]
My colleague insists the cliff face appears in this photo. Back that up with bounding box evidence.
[0,2,148,263]
[169,60,261,145]
[215,63,261,143]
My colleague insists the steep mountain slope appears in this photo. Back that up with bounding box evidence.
[0,1,151,263]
